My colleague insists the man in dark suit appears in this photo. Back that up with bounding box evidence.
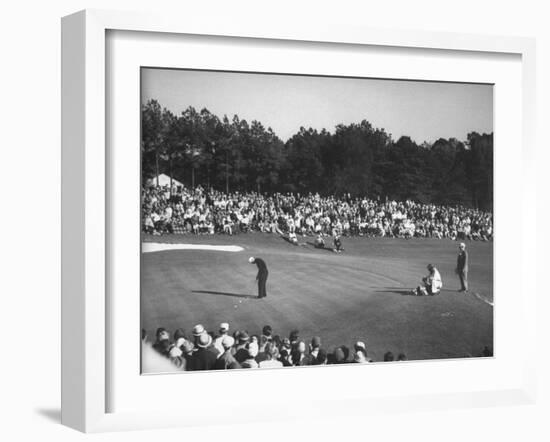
[249,256,268,298]
[456,242,469,292]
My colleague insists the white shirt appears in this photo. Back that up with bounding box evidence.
[430,269,443,292]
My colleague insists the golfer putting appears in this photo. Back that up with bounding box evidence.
[249,256,268,298]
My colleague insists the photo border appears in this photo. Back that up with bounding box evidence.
[61,9,537,432]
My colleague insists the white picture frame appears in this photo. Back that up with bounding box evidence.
[61,9,537,433]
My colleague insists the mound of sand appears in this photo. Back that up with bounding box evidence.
[142,243,244,254]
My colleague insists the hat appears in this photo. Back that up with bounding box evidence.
[219,322,229,332]
[248,257,255,263]
[459,242,466,248]
[289,330,299,341]
[311,336,321,348]
[238,331,250,343]
[197,333,212,348]
[355,341,366,351]
[221,336,235,349]
[262,325,272,336]
[192,324,205,337]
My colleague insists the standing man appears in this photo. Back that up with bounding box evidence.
[249,256,269,298]
[456,242,469,292]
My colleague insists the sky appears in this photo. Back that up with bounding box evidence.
[141,68,493,144]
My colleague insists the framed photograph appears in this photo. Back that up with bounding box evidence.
[62,9,537,432]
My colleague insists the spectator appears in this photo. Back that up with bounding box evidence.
[292,341,313,366]
[258,343,283,369]
[192,324,206,346]
[152,328,171,357]
[213,322,230,357]
[234,331,250,363]
[353,349,369,363]
[241,342,260,368]
[188,333,217,371]
[215,336,241,369]
[143,324,486,372]
[309,336,323,364]
[142,184,493,241]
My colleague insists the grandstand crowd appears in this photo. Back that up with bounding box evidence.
[142,184,493,241]
[142,322,493,372]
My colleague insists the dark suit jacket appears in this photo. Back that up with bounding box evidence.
[188,348,217,371]
[457,250,469,271]
[254,258,268,279]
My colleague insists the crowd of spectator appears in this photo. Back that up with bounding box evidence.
[142,322,405,372]
[142,322,493,372]
[142,184,493,241]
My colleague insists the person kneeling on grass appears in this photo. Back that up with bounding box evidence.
[413,263,443,296]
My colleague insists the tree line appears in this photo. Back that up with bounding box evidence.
[142,99,493,210]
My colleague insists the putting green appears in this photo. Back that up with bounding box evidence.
[141,233,493,362]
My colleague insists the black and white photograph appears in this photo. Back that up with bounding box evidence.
[140,68,494,373]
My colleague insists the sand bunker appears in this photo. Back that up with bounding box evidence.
[142,242,244,254]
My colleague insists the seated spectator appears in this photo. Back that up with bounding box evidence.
[331,347,347,364]
[234,331,250,363]
[214,336,240,370]
[316,349,328,365]
[258,342,283,369]
[192,323,206,346]
[213,322,230,358]
[309,336,323,364]
[188,333,217,371]
[241,342,259,368]
[289,330,300,347]
[279,348,293,367]
[354,341,373,363]
[152,328,171,357]
[292,341,313,366]
[353,349,369,363]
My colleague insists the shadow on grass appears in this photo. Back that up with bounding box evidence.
[375,288,416,296]
[376,287,458,296]
[191,290,257,299]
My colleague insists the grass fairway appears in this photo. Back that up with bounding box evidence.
[141,233,493,362]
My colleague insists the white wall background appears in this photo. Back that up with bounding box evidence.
[0,1,547,440]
